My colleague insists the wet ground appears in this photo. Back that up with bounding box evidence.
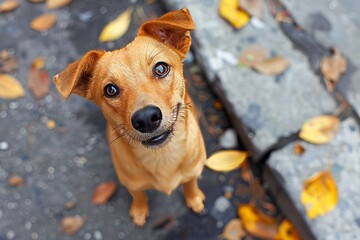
[0,0,280,239]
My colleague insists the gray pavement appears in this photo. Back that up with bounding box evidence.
[163,0,360,239]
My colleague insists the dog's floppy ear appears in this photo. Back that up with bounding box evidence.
[54,50,104,100]
[137,8,195,59]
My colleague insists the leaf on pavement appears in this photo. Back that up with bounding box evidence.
[28,56,51,101]
[92,181,117,205]
[301,169,338,219]
[0,52,18,73]
[299,115,340,144]
[293,142,305,156]
[276,219,301,240]
[320,48,347,91]
[239,47,267,67]
[46,0,72,9]
[8,175,24,187]
[30,13,57,31]
[61,215,85,235]
[219,0,250,29]
[238,204,278,239]
[99,7,133,42]
[252,56,289,76]
[0,0,19,13]
[239,0,264,18]
[222,218,246,240]
[205,150,247,172]
[0,74,25,99]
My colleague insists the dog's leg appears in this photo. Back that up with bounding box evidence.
[183,178,205,213]
[129,190,149,226]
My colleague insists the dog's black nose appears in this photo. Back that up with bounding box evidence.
[131,106,162,133]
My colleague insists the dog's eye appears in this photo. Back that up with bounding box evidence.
[153,62,170,78]
[104,84,119,98]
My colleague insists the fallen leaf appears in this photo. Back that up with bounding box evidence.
[299,115,340,144]
[219,0,250,29]
[301,169,338,219]
[99,7,133,42]
[213,100,223,110]
[64,199,77,210]
[8,175,24,187]
[320,48,347,83]
[252,56,289,75]
[0,50,9,60]
[61,215,85,235]
[28,58,51,101]
[238,204,278,239]
[0,74,25,99]
[92,182,117,205]
[205,150,247,172]
[293,142,305,156]
[239,47,268,67]
[46,119,56,129]
[30,13,57,31]
[239,0,263,18]
[0,0,19,13]
[0,56,18,73]
[46,0,72,9]
[276,219,301,240]
[222,218,246,240]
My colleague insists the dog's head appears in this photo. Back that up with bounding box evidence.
[54,9,195,148]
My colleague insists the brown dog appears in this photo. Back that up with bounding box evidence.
[54,9,206,226]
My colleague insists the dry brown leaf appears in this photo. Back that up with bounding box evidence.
[46,119,56,129]
[64,199,77,210]
[239,47,268,67]
[92,182,117,205]
[219,0,250,29]
[293,142,305,156]
[239,0,263,18]
[28,58,51,101]
[320,48,347,83]
[238,204,278,239]
[8,175,24,187]
[99,7,133,42]
[252,56,289,75]
[0,74,25,99]
[30,13,57,31]
[0,56,18,73]
[205,150,247,172]
[301,169,338,219]
[275,219,301,240]
[0,0,19,13]
[222,218,246,240]
[46,0,72,9]
[61,215,85,235]
[299,115,340,144]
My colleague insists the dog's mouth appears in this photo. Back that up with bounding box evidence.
[141,129,172,147]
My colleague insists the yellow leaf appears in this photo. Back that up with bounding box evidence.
[299,115,340,144]
[301,170,338,219]
[219,0,250,29]
[0,0,19,13]
[0,74,25,99]
[30,13,58,31]
[238,204,278,239]
[205,150,247,172]
[46,0,72,10]
[99,7,133,42]
[276,219,301,240]
[46,119,56,129]
[222,218,246,240]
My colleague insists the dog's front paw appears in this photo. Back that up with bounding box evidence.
[130,204,149,226]
[185,189,205,213]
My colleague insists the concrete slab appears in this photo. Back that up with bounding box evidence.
[282,0,360,119]
[163,0,337,157]
[266,117,360,239]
